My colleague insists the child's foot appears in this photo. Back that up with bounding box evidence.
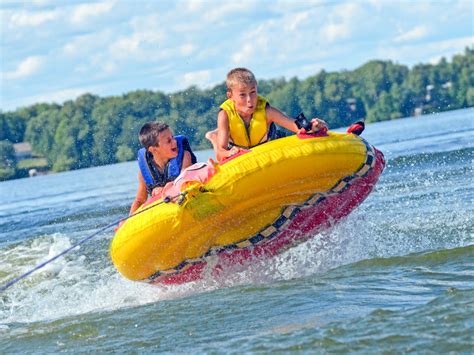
[205,129,217,143]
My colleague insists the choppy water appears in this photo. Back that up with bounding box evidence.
[0,108,473,352]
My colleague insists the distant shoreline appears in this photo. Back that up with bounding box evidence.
[1,49,473,181]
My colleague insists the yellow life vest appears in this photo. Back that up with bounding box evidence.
[220,95,268,148]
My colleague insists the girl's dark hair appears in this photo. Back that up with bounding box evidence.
[139,122,169,149]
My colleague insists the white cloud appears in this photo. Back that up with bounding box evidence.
[108,30,165,60]
[1,0,472,112]
[184,0,206,12]
[70,0,116,25]
[8,9,59,27]
[425,37,474,64]
[394,25,429,43]
[320,22,350,43]
[106,13,167,60]
[129,13,162,32]
[35,88,93,103]
[364,0,383,10]
[319,3,358,43]
[230,22,272,65]
[193,46,220,61]
[3,56,44,79]
[101,61,117,75]
[294,62,326,77]
[10,86,101,109]
[196,2,257,22]
[110,35,141,55]
[376,36,474,66]
[284,11,310,32]
[80,53,118,78]
[62,29,113,56]
[181,70,212,88]
[31,0,55,6]
[232,42,257,64]
[272,0,327,13]
[180,44,195,56]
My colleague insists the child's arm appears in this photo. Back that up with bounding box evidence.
[267,106,328,133]
[267,106,299,132]
[181,150,193,170]
[129,172,148,215]
[216,110,241,162]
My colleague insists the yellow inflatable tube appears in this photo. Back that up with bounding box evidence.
[110,132,372,281]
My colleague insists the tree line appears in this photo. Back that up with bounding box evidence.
[1,47,473,181]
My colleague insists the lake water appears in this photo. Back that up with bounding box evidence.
[0,108,473,352]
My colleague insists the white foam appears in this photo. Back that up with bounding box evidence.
[1,198,470,325]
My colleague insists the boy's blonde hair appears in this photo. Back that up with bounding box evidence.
[226,68,257,92]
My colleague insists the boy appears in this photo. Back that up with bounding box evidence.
[206,67,328,162]
[129,122,196,215]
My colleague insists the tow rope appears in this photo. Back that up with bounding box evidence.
[0,193,185,293]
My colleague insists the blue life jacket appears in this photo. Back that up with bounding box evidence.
[137,135,197,195]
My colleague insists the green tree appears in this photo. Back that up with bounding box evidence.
[0,112,26,142]
[1,48,472,178]
[268,77,302,118]
[24,107,62,166]
[352,60,408,109]
[115,144,134,162]
[297,73,325,119]
[368,91,399,122]
[91,97,127,166]
[51,116,81,171]
[0,140,16,180]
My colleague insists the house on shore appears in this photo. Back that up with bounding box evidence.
[13,142,33,160]
[12,142,49,177]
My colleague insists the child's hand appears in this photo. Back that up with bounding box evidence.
[228,146,242,157]
[309,118,328,134]
[151,186,164,197]
[296,118,327,134]
[114,220,125,232]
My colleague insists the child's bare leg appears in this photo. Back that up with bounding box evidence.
[205,129,218,154]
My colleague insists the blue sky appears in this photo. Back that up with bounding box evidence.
[1,0,473,112]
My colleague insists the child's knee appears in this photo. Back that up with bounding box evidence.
[205,129,218,142]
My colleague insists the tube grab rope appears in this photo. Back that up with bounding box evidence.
[0,193,185,294]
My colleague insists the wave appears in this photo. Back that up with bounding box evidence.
[386,147,473,170]
[1,213,471,325]
[376,127,473,147]
[347,244,474,269]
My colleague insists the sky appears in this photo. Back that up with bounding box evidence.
[1,0,473,112]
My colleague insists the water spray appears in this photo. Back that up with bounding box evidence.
[0,194,183,293]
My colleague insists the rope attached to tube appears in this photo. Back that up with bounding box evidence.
[0,193,185,293]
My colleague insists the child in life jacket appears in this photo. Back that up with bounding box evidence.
[129,122,196,215]
[205,67,328,162]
